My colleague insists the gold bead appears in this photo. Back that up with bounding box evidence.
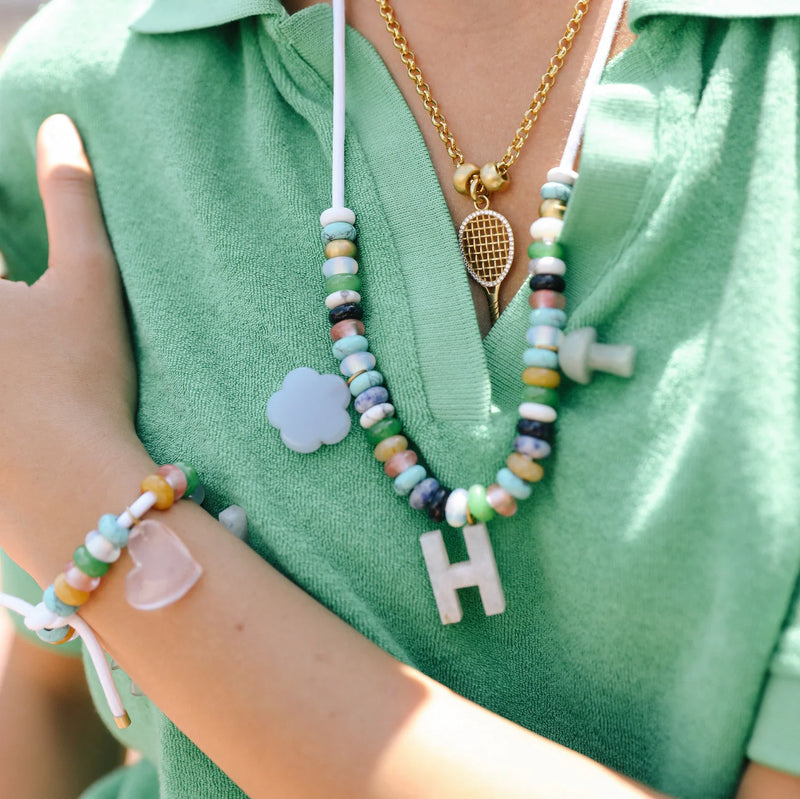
[479,162,509,193]
[453,163,480,195]
[325,239,357,258]
[539,198,567,218]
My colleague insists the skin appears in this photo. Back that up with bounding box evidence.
[0,3,798,796]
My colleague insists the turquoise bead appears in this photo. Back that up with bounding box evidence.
[98,513,129,547]
[540,182,572,202]
[349,370,384,396]
[322,256,358,277]
[522,347,559,369]
[321,221,356,244]
[36,625,72,643]
[529,308,567,329]
[43,584,79,617]
[332,334,369,360]
[394,464,427,496]
[497,467,532,500]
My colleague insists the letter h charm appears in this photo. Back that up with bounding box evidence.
[419,524,506,624]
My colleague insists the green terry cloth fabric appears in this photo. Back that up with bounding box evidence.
[0,1,798,797]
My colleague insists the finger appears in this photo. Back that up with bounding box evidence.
[36,114,116,287]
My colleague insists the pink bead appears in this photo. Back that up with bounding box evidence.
[384,449,418,478]
[158,464,188,500]
[529,290,566,310]
[486,483,518,517]
[63,560,101,592]
[330,319,365,342]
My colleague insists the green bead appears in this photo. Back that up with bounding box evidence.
[521,385,560,407]
[365,417,403,446]
[467,484,495,522]
[174,462,199,496]
[527,240,564,260]
[325,274,362,294]
[73,545,111,577]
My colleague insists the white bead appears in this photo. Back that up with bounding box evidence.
[219,505,248,541]
[518,402,558,423]
[339,351,376,378]
[529,216,564,242]
[325,290,361,309]
[322,256,358,278]
[359,402,395,429]
[320,207,356,226]
[547,167,578,186]
[85,530,121,563]
[528,256,566,276]
[527,325,564,350]
[24,602,66,631]
[558,327,636,385]
[444,487,470,528]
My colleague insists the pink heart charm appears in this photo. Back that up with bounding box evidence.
[125,520,203,611]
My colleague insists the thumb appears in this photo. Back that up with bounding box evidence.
[36,114,117,289]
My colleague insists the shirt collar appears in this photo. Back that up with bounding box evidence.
[130,0,286,33]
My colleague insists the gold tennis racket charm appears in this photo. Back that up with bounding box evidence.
[458,209,515,323]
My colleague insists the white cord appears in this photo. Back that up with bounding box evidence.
[560,0,628,171]
[331,0,347,211]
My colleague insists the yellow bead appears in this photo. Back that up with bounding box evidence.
[54,573,91,606]
[325,239,357,258]
[141,474,175,510]
[506,453,544,483]
[480,162,509,193]
[539,198,566,218]
[522,367,561,388]
[453,163,480,195]
[374,435,409,463]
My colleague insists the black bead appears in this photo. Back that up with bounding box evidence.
[529,274,566,293]
[517,418,555,442]
[427,487,451,522]
[328,303,364,325]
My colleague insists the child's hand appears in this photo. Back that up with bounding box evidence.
[0,114,142,576]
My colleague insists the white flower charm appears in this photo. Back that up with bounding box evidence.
[267,367,351,453]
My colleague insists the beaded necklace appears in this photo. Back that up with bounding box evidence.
[276,0,634,625]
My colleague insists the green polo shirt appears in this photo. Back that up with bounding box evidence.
[1,1,799,797]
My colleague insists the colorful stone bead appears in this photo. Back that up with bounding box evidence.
[141,474,175,510]
[538,198,567,218]
[514,435,552,459]
[527,240,564,260]
[339,351,376,377]
[374,434,408,463]
[394,464,427,495]
[518,402,558,423]
[365,416,402,445]
[85,530,122,563]
[329,303,363,325]
[409,477,440,510]
[157,465,188,500]
[332,334,369,360]
[522,347,559,369]
[529,216,564,242]
[526,326,564,351]
[506,453,544,483]
[322,255,359,277]
[330,318,365,341]
[349,370,384,396]
[320,207,356,226]
[485,483,518,517]
[467,484,495,522]
[529,308,567,329]
[54,574,90,606]
[444,488,470,528]
[321,221,356,244]
[174,463,200,497]
[517,418,555,442]
[325,274,362,294]
[427,486,451,522]
[521,385,560,407]
[384,448,418,478]
[353,385,389,413]
[73,545,111,577]
[325,289,362,310]
[43,584,79,617]
[530,274,566,293]
[528,256,566,276]
[359,402,395,429]
[36,625,73,644]
[529,290,567,310]
[324,240,358,259]
[496,467,532,500]
[540,181,572,202]
[63,560,101,592]
[98,514,129,547]
[522,367,561,388]
[546,166,578,186]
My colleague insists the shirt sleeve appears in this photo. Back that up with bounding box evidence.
[747,582,800,776]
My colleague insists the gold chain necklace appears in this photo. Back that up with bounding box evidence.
[376,0,590,321]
